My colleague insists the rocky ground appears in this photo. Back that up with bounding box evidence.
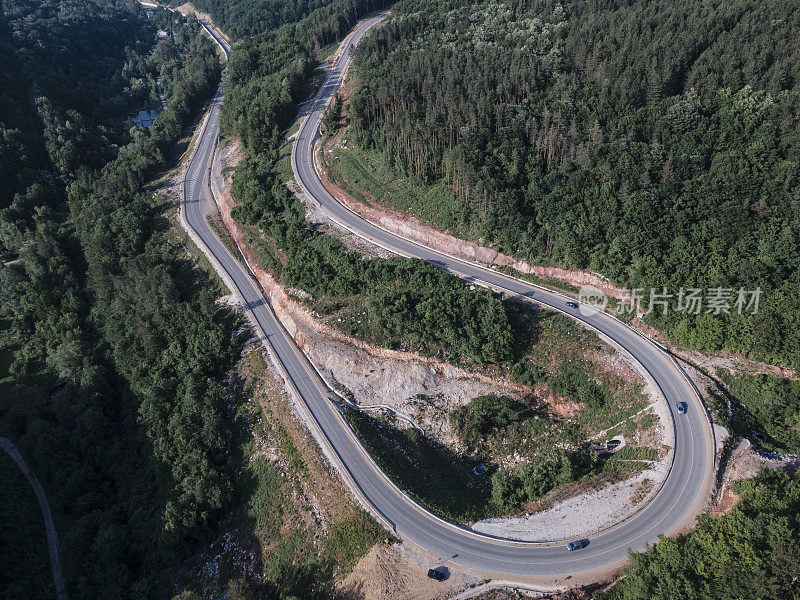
[710,437,800,517]
[203,128,675,553]
[473,466,665,541]
[155,51,800,600]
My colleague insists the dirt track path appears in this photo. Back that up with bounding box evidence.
[1,437,68,600]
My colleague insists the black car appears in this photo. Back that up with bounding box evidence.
[566,539,589,551]
[566,301,579,309]
[427,568,447,581]
[676,402,688,415]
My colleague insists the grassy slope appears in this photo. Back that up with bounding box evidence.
[239,351,385,583]
[327,142,459,233]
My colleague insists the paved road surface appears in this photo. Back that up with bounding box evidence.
[184,15,715,579]
[1,438,68,600]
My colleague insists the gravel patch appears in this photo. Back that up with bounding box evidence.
[472,465,668,542]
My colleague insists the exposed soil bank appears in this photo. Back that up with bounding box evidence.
[211,135,673,548]
[318,79,796,383]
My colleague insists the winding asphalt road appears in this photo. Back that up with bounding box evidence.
[183,16,715,580]
[1,438,68,600]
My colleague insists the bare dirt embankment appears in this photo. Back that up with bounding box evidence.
[316,78,796,385]
[174,3,231,43]
[210,140,530,438]
[339,542,486,600]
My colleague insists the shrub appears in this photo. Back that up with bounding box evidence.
[329,510,385,570]
[451,394,531,449]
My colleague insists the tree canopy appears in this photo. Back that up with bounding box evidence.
[1,3,239,597]
[348,0,800,368]
[601,469,800,600]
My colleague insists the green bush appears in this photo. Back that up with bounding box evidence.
[719,370,800,453]
[329,510,385,570]
[451,394,532,449]
[246,459,284,539]
[490,448,602,511]
[600,469,800,600]
[510,358,547,386]
[551,363,608,410]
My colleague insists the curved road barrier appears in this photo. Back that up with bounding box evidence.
[182,15,716,581]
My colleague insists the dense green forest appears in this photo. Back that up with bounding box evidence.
[220,0,392,153]
[0,1,242,597]
[349,0,800,370]
[182,0,384,43]
[600,469,800,600]
[217,0,520,367]
[182,0,388,45]
[718,370,800,454]
[1,0,148,205]
[2,0,401,597]
[177,0,328,39]
[5,0,798,596]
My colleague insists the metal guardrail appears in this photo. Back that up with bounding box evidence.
[287,12,721,547]
[180,13,717,567]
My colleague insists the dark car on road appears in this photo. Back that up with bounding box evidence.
[427,568,447,581]
[676,402,688,415]
[566,539,589,551]
[566,301,579,309]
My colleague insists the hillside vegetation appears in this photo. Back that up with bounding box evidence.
[718,370,800,454]
[184,0,387,44]
[349,0,800,369]
[0,2,242,597]
[218,0,520,368]
[600,469,800,600]
[2,0,402,597]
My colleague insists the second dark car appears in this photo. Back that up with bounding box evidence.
[566,539,589,551]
